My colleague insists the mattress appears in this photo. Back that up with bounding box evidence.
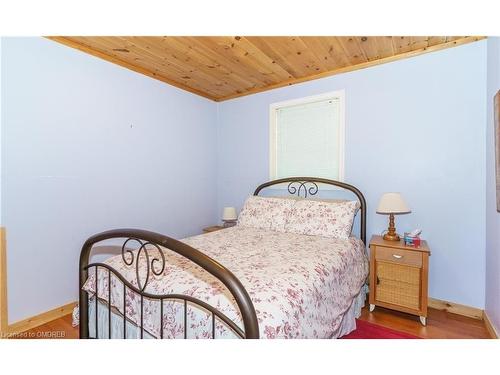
[87,286,367,339]
[82,225,369,339]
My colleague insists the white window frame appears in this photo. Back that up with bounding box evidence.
[269,90,346,182]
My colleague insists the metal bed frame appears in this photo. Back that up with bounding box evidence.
[79,177,366,339]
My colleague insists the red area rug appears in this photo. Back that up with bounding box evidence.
[342,319,420,339]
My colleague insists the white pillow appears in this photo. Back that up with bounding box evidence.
[237,196,295,232]
[285,200,359,239]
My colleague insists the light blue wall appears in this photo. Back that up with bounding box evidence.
[1,37,491,323]
[217,41,487,308]
[485,37,500,333]
[1,37,218,323]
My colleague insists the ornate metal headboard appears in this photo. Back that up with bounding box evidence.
[253,177,367,244]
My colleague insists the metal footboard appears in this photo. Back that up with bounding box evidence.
[79,229,259,339]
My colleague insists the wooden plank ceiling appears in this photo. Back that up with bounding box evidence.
[48,36,484,102]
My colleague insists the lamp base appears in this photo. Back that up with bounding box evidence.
[383,213,401,241]
[222,220,237,228]
[383,232,401,241]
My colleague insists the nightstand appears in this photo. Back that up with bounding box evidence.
[369,235,431,325]
[202,225,225,234]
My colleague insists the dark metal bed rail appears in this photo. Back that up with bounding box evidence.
[253,177,367,244]
[79,228,259,339]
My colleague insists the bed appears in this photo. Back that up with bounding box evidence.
[79,177,368,339]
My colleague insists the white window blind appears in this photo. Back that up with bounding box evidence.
[270,92,345,180]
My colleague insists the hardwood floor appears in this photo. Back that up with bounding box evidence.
[9,314,78,339]
[9,305,492,339]
[360,306,491,339]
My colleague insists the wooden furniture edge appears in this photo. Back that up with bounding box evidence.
[203,225,225,233]
[483,311,499,339]
[0,227,7,336]
[428,298,483,320]
[6,301,77,336]
[369,234,430,253]
[421,252,429,318]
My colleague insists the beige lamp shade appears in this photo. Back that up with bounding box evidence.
[376,193,411,214]
[222,207,237,221]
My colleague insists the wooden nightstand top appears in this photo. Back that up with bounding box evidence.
[203,225,225,233]
[369,235,430,254]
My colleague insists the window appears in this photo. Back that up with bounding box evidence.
[269,90,345,181]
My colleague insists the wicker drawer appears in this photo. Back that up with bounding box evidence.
[377,261,421,285]
[376,277,421,310]
[375,246,422,267]
[376,262,421,310]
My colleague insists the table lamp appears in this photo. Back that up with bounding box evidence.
[222,207,237,228]
[376,192,411,241]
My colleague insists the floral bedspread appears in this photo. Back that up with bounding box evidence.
[83,226,369,339]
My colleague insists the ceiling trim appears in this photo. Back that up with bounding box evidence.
[46,36,486,102]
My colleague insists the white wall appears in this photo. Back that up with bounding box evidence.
[217,41,488,308]
[1,37,218,323]
[485,36,500,333]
